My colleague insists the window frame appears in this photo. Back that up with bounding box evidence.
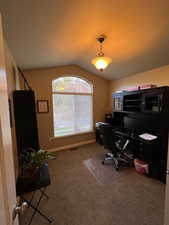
[52,76,94,138]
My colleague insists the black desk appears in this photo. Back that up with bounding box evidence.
[16,163,52,225]
[114,129,162,179]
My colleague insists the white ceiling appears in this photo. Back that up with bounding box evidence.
[1,0,169,80]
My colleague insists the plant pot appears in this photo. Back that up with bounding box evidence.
[20,167,40,184]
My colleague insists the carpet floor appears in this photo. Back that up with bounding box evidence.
[21,143,165,225]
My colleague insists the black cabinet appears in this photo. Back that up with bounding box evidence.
[13,90,39,154]
[112,86,169,114]
[143,91,163,113]
[134,139,161,177]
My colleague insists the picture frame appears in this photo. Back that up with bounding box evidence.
[37,100,49,113]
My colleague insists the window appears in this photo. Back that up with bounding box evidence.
[52,76,93,137]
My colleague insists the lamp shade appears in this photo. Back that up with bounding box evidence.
[91,56,112,71]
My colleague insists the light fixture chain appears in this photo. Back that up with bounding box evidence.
[100,41,102,55]
[99,40,104,57]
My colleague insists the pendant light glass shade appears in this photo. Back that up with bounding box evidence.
[91,56,112,71]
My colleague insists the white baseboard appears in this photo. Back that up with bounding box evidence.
[47,139,96,152]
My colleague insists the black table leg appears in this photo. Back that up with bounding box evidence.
[40,188,49,199]
[21,189,52,225]
[28,191,36,208]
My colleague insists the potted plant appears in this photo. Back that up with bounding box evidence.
[20,148,55,182]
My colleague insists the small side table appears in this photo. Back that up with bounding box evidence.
[16,163,53,225]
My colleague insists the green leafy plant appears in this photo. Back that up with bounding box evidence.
[20,148,55,177]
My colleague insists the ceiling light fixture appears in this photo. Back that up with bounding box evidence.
[91,34,112,72]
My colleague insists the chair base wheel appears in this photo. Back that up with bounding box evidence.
[115,167,119,171]
[102,161,105,165]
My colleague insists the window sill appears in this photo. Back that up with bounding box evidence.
[49,130,94,140]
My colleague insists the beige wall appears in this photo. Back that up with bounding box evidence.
[110,64,169,93]
[24,65,110,150]
[4,43,20,176]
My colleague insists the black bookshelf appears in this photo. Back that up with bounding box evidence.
[13,90,39,154]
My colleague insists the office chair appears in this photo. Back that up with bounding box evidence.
[99,124,131,171]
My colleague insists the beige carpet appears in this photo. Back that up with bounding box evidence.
[21,143,165,225]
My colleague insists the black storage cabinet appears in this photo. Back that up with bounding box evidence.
[13,90,39,154]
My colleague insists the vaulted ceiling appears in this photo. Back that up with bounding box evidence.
[1,0,169,80]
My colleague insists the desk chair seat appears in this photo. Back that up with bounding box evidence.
[99,124,132,171]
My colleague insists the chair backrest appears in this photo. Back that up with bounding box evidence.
[99,124,116,151]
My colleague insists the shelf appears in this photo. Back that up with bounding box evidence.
[113,86,168,115]
[124,99,142,102]
[124,105,140,108]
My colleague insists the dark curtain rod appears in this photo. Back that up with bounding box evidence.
[17,67,32,90]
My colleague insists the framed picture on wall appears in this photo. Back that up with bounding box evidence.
[37,100,49,113]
